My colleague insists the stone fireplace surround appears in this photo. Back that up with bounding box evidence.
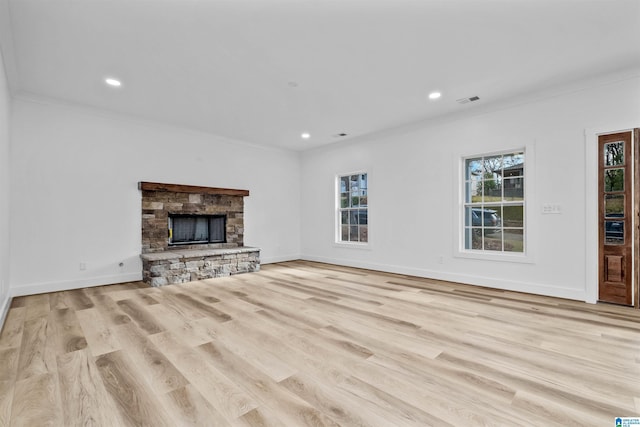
[139,182,260,286]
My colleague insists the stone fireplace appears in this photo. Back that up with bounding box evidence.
[139,182,260,286]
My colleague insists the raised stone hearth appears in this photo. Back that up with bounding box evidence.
[141,247,260,287]
[139,182,260,286]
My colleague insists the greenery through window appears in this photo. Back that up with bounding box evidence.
[338,173,368,243]
[464,151,525,253]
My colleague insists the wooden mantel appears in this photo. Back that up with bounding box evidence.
[138,181,249,197]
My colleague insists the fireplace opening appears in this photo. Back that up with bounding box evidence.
[169,214,226,245]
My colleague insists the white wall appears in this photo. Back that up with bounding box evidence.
[301,73,640,301]
[10,98,301,295]
[0,44,11,323]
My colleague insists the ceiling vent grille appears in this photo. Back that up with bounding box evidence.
[456,96,480,104]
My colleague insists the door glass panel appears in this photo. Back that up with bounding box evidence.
[604,194,624,218]
[605,220,624,245]
[604,141,624,166]
[604,168,624,192]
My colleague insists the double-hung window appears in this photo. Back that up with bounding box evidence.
[463,151,525,253]
[338,173,368,243]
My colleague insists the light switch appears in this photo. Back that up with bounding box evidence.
[542,203,562,214]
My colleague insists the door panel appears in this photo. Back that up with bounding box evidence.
[598,131,633,305]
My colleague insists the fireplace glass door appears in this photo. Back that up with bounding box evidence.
[169,215,226,245]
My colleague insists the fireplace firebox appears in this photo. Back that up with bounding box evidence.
[169,214,226,245]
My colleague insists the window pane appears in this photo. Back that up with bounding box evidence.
[604,141,624,166]
[484,229,502,251]
[465,224,481,250]
[465,207,474,227]
[341,225,349,241]
[482,179,501,202]
[503,205,523,227]
[465,158,484,181]
[605,169,624,192]
[349,210,358,226]
[357,209,368,225]
[471,228,483,249]
[351,194,360,207]
[340,176,349,193]
[350,175,359,191]
[464,228,473,249]
[504,229,524,252]
[502,177,524,201]
[341,210,349,226]
[605,194,624,218]
[360,174,368,189]
[484,155,503,175]
[349,225,359,241]
[503,153,524,176]
[466,179,481,203]
[359,225,368,242]
[480,206,502,227]
[605,220,624,245]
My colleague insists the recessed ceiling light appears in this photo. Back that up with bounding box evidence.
[428,91,441,100]
[301,132,311,139]
[105,78,122,87]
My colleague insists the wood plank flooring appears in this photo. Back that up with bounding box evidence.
[1,260,639,426]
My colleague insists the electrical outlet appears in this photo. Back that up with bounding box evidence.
[79,262,86,271]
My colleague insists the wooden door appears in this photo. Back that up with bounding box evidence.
[598,131,633,305]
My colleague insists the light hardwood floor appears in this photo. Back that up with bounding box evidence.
[1,261,639,426]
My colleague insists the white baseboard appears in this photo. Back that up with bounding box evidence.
[0,292,10,333]
[11,272,143,297]
[260,254,301,264]
[301,254,587,302]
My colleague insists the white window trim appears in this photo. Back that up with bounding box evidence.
[453,144,536,264]
[334,170,371,249]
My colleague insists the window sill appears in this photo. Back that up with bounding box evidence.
[454,250,534,264]
[333,241,372,250]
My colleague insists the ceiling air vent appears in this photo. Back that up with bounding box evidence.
[456,96,480,104]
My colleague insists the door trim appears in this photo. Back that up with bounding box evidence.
[586,125,639,307]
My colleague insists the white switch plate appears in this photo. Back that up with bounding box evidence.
[542,204,562,214]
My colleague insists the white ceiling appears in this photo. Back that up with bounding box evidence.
[1,0,639,150]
